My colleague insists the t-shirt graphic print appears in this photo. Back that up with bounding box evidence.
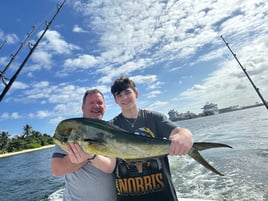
[116,127,168,200]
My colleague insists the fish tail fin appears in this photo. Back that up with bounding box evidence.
[188,142,232,176]
[193,142,232,151]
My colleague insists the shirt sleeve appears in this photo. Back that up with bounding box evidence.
[157,112,177,138]
[52,144,67,158]
[143,110,177,138]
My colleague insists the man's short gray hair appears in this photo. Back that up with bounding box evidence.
[82,89,104,104]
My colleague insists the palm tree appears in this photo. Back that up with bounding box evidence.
[22,124,32,138]
[0,131,10,153]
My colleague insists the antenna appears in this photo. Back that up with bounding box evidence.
[220,35,268,110]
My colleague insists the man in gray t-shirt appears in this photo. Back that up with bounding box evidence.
[51,89,116,201]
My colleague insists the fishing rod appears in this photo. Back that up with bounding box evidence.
[0,0,66,102]
[220,35,268,110]
[0,26,36,86]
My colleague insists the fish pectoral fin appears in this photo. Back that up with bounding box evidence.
[193,142,232,151]
[188,148,224,176]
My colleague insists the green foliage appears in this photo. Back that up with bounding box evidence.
[0,131,9,153]
[0,125,55,154]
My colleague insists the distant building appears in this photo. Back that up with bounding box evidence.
[219,105,239,113]
[168,102,265,122]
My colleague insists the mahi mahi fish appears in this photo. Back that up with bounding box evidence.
[53,117,232,176]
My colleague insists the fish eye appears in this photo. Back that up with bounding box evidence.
[62,137,69,143]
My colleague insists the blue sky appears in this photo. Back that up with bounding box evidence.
[1,0,267,137]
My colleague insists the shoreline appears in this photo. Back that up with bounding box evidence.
[0,144,55,159]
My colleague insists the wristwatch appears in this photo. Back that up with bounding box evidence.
[87,155,97,161]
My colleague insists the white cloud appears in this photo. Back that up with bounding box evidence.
[64,54,98,69]
[0,112,21,119]
[149,100,169,110]
[34,110,51,119]
[147,90,162,98]
[72,24,87,33]
[2,0,268,135]
[0,32,19,44]
[131,75,157,84]
[39,30,80,54]
[12,81,29,89]
[31,51,52,66]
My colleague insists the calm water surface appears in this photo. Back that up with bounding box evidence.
[0,107,267,201]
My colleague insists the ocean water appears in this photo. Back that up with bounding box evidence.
[0,106,267,201]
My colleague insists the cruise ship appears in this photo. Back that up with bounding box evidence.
[168,109,197,121]
[201,102,219,116]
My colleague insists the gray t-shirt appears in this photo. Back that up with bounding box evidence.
[52,145,116,201]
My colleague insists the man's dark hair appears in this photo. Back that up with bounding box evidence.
[82,89,104,104]
[111,77,136,96]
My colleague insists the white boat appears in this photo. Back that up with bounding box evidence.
[168,109,198,121]
[201,102,219,116]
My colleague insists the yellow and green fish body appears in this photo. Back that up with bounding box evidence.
[53,117,232,176]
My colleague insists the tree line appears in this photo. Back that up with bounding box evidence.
[0,124,54,154]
